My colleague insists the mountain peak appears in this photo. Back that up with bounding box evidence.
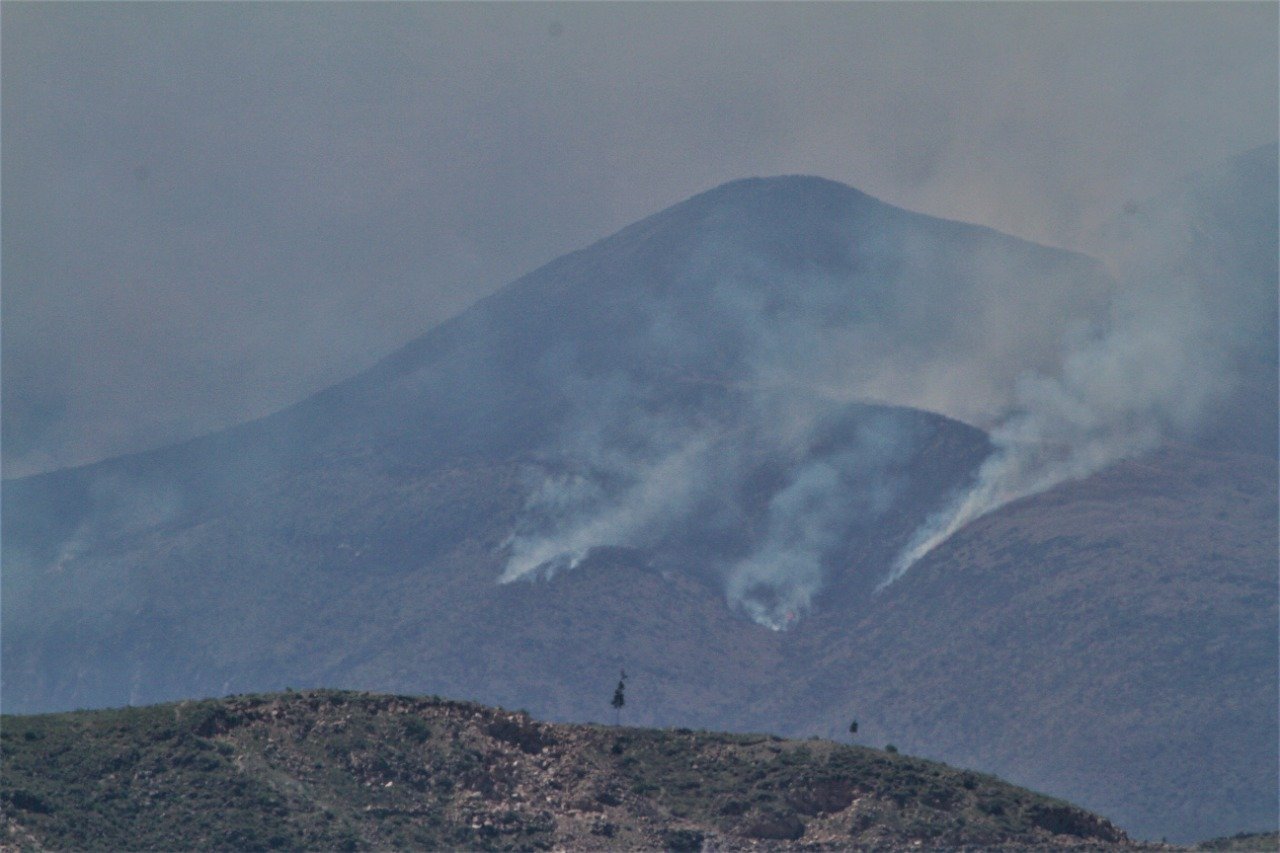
[674,174,883,226]
[698,173,871,201]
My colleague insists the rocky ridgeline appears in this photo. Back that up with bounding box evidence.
[2,690,1149,851]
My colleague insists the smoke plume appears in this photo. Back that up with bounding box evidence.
[497,156,1274,621]
[496,179,1075,627]
[882,149,1275,585]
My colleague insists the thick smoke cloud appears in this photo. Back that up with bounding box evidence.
[4,3,1275,476]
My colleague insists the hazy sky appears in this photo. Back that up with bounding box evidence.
[3,2,1276,477]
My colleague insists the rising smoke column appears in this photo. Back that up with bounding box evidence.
[725,411,913,628]
[499,432,717,583]
[497,368,729,584]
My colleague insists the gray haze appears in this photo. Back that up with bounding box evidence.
[3,2,1277,476]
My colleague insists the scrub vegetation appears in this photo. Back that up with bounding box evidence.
[1,690,1144,851]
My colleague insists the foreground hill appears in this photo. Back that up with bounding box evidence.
[0,690,1142,851]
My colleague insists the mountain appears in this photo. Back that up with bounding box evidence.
[3,163,1275,844]
[2,175,1112,593]
[0,690,1145,851]
[2,174,1107,707]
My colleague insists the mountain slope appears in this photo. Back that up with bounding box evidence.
[0,690,1143,851]
[2,176,1112,581]
[778,444,1278,842]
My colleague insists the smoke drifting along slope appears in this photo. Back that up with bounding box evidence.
[501,384,933,628]
[884,143,1278,585]
[2,159,1272,844]
[492,176,1116,625]
[6,156,1269,635]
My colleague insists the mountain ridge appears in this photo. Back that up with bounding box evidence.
[1,172,1110,489]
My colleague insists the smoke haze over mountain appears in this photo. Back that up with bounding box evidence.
[489,177,1123,623]
[488,142,1276,611]
[3,2,1275,476]
[3,152,1274,847]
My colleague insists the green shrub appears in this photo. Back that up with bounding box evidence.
[663,828,705,851]
[403,718,432,743]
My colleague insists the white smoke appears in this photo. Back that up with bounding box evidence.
[494,193,1094,626]
[497,165,1270,620]
[880,198,1249,587]
[727,427,908,629]
[500,433,714,583]
[500,370,919,628]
